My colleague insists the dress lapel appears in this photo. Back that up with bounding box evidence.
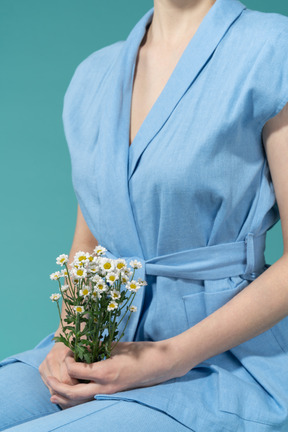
[127,0,247,180]
[94,17,149,258]
[96,0,246,258]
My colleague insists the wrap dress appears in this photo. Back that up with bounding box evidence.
[1,0,288,430]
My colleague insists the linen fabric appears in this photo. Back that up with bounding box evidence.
[1,0,288,430]
[0,362,192,432]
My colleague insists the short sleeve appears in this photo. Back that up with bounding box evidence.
[251,27,288,134]
[61,41,124,198]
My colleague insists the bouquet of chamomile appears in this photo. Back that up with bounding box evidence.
[49,245,146,364]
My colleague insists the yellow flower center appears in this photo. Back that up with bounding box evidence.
[76,306,82,312]
[83,289,89,295]
[130,283,137,289]
[77,269,84,276]
[78,255,86,262]
[117,263,125,269]
[104,263,112,270]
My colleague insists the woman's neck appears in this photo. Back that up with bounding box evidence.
[148,0,217,47]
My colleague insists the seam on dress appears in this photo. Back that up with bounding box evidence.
[0,409,61,431]
[49,400,121,432]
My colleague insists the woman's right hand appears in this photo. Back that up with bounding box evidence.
[39,341,79,404]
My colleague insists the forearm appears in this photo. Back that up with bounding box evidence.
[171,253,288,374]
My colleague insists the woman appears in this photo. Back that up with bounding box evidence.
[1,0,288,430]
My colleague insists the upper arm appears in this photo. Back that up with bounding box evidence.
[71,204,98,251]
[262,101,288,255]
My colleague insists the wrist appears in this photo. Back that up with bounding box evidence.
[163,334,195,378]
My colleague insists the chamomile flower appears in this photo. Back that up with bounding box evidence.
[71,276,80,284]
[50,293,61,302]
[50,271,61,280]
[88,263,99,273]
[86,254,94,263]
[74,251,89,265]
[110,290,121,300]
[60,268,69,277]
[114,259,127,272]
[129,305,137,312]
[73,267,87,279]
[123,267,133,278]
[91,274,102,284]
[99,258,115,273]
[129,260,142,269]
[126,280,141,292]
[107,301,118,311]
[56,254,69,266]
[137,278,148,286]
[60,284,69,293]
[73,305,85,314]
[79,285,91,298]
[106,271,119,285]
[120,274,129,284]
[95,281,108,293]
[91,290,101,301]
[93,245,107,256]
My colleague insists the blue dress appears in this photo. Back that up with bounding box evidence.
[1,0,288,430]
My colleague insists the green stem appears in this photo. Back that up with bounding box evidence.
[92,297,101,362]
[75,312,80,362]
[56,301,69,345]
[112,309,133,352]
[64,263,75,297]
[117,291,136,326]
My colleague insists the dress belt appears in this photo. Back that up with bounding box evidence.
[104,231,268,282]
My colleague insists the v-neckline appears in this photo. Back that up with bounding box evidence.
[128,1,217,148]
[128,16,153,148]
[124,0,246,179]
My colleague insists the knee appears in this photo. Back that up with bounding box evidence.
[0,362,60,430]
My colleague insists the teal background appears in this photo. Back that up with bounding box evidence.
[1,0,287,360]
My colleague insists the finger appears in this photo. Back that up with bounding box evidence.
[50,393,76,410]
[50,393,94,410]
[50,393,69,409]
[65,357,104,381]
[39,370,57,396]
[46,376,100,401]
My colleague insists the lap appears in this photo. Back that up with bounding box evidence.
[0,361,61,431]
[0,361,192,432]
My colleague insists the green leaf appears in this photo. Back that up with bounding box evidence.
[80,339,94,346]
[64,316,75,324]
[83,353,92,363]
[75,346,85,360]
[53,335,71,349]
[63,326,76,331]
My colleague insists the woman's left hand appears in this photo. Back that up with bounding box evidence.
[46,339,188,409]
